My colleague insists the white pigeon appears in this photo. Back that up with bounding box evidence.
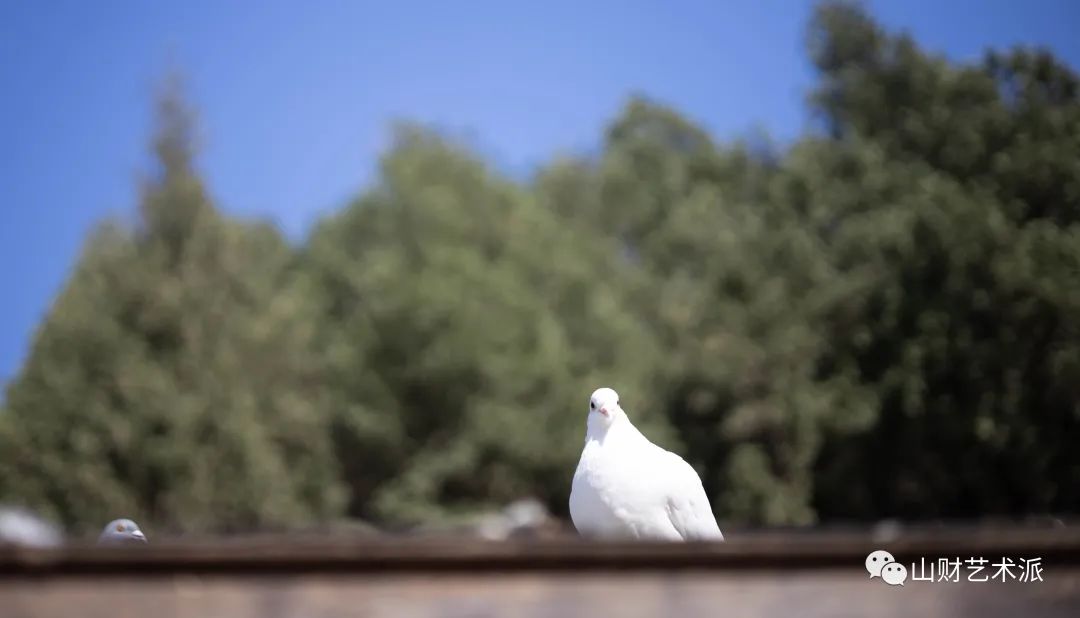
[569,387,724,541]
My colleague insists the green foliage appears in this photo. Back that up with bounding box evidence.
[2,2,1079,532]
[304,125,664,524]
[804,1,1080,518]
[0,78,345,535]
[810,1,1080,225]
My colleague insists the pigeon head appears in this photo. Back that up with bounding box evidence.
[588,387,625,427]
[97,518,147,545]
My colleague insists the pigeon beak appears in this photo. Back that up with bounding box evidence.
[131,530,146,542]
[599,406,610,417]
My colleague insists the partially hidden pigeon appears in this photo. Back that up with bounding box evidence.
[97,518,147,545]
[570,387,724,541]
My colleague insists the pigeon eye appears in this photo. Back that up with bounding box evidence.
[116,523,124,532]
[590,402,595,410]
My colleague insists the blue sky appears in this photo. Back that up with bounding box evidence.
[1,0,1078,389]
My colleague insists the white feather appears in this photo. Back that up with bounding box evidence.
[569,387,724,541]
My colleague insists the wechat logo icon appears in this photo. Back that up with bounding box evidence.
[866,549,907,586]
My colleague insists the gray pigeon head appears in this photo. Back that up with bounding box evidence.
[97,518,147,545]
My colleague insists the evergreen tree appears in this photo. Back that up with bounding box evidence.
[4,3,1079,532]
[0,77,345,535]
[807,2,1080,519]
[305,125,664,524]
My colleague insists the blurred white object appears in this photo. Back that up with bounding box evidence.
[475,498,552,541]
[871,518,902,544]
[570,387,725,541]
[504,498,548,530]
[0,506,63,548]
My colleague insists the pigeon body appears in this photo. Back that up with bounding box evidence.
[97,518,147,545]
[569,387,724,541]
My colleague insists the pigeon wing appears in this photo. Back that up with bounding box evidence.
[661,451,724,541]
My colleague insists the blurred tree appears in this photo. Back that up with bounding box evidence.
[305,125,665,524]
[544,97,874,525]
[0,76,345,535]
[810,1,1080,225]
[3,2,1079,533]
[806,2,1080,519]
